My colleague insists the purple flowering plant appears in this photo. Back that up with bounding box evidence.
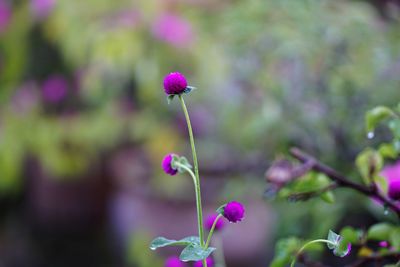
[150,72,245,267]
[266,104,400,267]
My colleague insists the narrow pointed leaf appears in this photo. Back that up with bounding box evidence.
[150,236,200,250]
[327,230,340,249]
[179,243,216,262]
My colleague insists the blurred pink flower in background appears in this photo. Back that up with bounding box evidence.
[31,0,55,18]
[152,13,194,48]
[12,81,40,114]
[0,0,12,33]
[42,75,68,103]
[381,161,400,202]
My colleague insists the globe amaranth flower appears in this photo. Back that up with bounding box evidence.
[379,241,389,248]
[152,13,194,48]
[205,213,224,231]
[163,72,188,95]
[193,257,213,267]
[223,201,245,223]
[42,75,68,103]
[31,0,55,18]
[388,180,400,200]
[165,256,185,267]
[162,153,178,176]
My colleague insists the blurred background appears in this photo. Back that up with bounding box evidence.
[0,0,400,266]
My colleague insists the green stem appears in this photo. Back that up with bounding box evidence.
[174,162,196,184]
[205,214,223,248]
[179,95,207,267]
[290,239,335,267]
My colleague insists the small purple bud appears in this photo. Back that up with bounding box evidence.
[205,213,224,231]
[165,256,185,267]
[379,241,389,247]
[42,75,68,103]
[388,180,400,200]
[152,13,194,48]
[31,0,55,18]
[162,153,178,176]
[163,72,188,95]
[223,201,245,223]
[193,257,213,267]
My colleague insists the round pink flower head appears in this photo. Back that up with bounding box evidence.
[165,256,185,267]
[388,180,400,200]
[379,241,389,248]
[163,72,188,95]
[223,201,245,223]
[152,13,193,48]
[193,257,213,267]
[205,213,224,231]
[42,75,68,103]
[162,153,178,176]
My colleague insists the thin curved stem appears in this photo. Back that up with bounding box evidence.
[179,95,207,267]
[174,162,196,184]
[205,214,223,248]
[290,239,335,267]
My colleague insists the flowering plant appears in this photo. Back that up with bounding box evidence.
[150,73,245,267]
[266,104,400,266]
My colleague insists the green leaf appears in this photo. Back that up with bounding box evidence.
[365,106,394,133]
[327,230,351,257]
[270,238,301,267]
[327,230,340,249]
[340,227,361,245]
[378,143,398,159]
[367,223,394,241]
[389,120,400,140]
[179,243,216,262]
[355,148,383,185]
[333,241,351,258]
[320,191,335,204]
[389,227,400,250]
[373,175,388,194]
[149,236,200,250]
[183,86,197,94]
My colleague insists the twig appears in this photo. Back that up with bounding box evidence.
[289,147,400,218]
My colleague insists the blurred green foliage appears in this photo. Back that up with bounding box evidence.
[0,0,400,265]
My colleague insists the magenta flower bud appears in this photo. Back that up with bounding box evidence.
[162,153,178,176]
[223,201,245,223]
[165,256,184,267]
[379,241,389,247]
[388,180,400,200]
[163,72,188,95]
[42,75,68,103]
[205,214,224,231]
[152,13,194,48]
[193,257,213,267]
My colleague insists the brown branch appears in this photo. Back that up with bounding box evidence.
[289,147,400,218]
